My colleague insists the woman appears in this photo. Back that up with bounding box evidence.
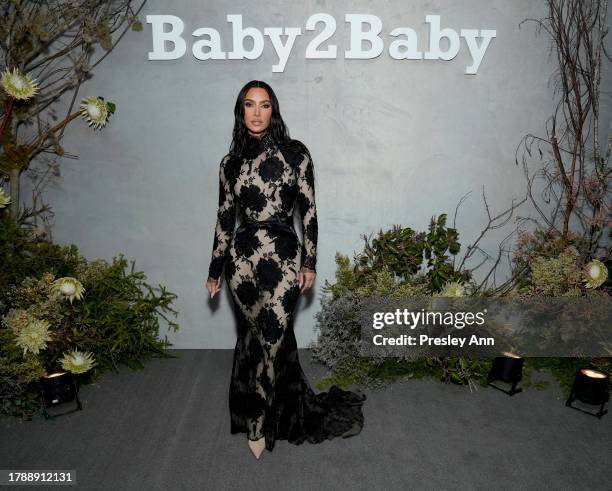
[205,80,366,459]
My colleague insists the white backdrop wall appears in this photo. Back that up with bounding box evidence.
[21,0,612,349]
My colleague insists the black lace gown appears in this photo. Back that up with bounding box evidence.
[208,129,366,451]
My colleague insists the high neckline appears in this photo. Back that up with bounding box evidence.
[245,128,275,156]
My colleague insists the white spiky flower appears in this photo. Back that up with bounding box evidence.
[0,188,11,208]
[79,96,109,129]
[1,66,39,101]
[16,318,52,355]
[50,277,85,304]
[437,281,466,297]
[60,349,96,374]
[583,259,608,289]
[3,308,34,334]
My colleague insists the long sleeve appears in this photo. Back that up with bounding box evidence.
[296,148,318,272]
[208,155,236,280]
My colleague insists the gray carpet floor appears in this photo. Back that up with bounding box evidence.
[1,349,611,491]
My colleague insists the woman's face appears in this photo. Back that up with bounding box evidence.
[243,87,272,137]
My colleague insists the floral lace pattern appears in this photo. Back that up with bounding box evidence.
[208,130,317,280]
[208,130,366,450]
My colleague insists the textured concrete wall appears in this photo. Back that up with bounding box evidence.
[21,0,612,348]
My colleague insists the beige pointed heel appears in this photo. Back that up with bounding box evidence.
[248,437,265,459]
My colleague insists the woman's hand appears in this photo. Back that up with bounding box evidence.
[206,276,222,299]
[299,268,316,294]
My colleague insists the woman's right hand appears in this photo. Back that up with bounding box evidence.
[206,276,222,299]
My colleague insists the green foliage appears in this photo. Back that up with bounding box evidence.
[313,351,493,393]
[321,213,469,300]
[522,357,612,397]
[310,292,362,371]
[0,210,180,419]
[511,228,596,291]
[357,224,426,279]
[311,215,478,391]
[518,247,584,296]
[319,253,363,300]
[438,357,492,390]
[71,255,180,373]
[313,357,381,391]
[353,267,430,299]
[0,327,47,418]
[311,218,611,397]
[423,214,467,291]
[0,209,81,304]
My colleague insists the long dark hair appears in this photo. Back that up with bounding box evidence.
[228,80,291,157]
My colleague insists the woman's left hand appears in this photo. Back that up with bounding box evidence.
[299,268,316,294]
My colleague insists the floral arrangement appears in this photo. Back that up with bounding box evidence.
[309,217,611,394]
[0,195,179,419]
[0,6,157,420]
[2,273,96,373]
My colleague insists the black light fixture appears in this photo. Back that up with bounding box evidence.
[487,352,524,396]
[39,371,83,419]
[565,368,609,419]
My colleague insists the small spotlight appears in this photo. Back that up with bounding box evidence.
[565,368,609,419]
[487,352,524,396]
[39,371,83,419]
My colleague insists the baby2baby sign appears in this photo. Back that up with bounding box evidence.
[146,13,497,74]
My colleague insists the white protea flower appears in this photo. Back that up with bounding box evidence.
[60,349,96,374]
[1,66,39,100]
[3,308,34,334]
[0,188,11,208]
[16,318,52,355]
[50,277,85,304]
[438,281,466,297]
[583,259,608,289]
[79,96,109,129]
